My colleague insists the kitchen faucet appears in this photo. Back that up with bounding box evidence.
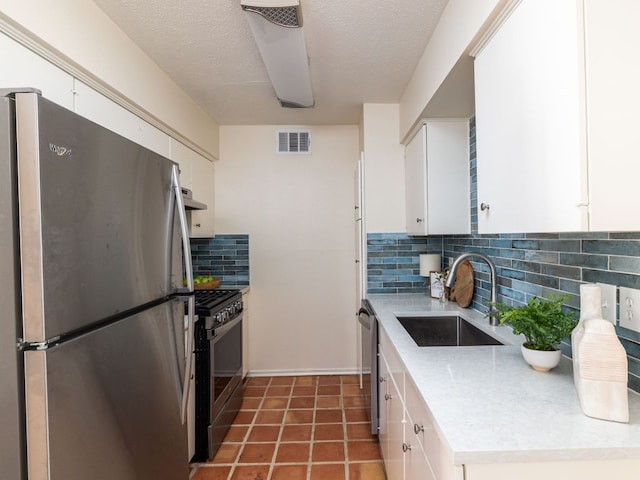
[445,252,500,326]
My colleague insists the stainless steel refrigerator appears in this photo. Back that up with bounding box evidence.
[0,90,196,480]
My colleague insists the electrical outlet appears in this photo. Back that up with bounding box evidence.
[619,287,640,333]
[597,283,617,324]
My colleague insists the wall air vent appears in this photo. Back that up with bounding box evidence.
[277,130,311,154]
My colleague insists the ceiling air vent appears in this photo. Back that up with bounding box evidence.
[277,130,311,154]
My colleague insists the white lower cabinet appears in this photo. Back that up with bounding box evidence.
[378,324,640,480]
[379,328,464,480]
[378,351,401,480]
[403,419,435,480]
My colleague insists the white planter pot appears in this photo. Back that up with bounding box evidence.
[521,345,562,372]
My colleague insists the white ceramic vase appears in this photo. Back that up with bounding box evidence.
[521,345,562,372]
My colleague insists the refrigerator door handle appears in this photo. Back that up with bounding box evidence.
[172,165,194,424]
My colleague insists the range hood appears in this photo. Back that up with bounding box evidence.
[181,188,207,211]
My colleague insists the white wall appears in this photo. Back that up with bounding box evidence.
[399,0,504,140]
[0,0,219,158]
[216,125,360,374]
[362,104,406,233]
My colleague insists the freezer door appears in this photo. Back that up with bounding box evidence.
[15,92,183,342]
[0,96,26,478]
[23,299,188,480]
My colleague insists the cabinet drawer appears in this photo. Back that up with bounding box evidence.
[405,379,458,480]
[403,419,436,480]
[378,328,405,396]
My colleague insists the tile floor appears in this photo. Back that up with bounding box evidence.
[191,375,386,480]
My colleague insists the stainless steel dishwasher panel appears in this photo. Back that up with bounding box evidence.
[358,300,378,435]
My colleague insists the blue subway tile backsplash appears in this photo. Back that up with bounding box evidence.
[190,234,250,287]
[367,116,640,392]
[367,233,442,294]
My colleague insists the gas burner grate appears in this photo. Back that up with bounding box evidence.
[194,289,240,315]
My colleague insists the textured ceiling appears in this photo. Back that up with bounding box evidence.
[92,0,449,125]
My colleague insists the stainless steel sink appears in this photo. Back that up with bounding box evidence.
[396,316,504,347]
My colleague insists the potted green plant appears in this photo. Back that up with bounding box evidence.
[490,294,578,372]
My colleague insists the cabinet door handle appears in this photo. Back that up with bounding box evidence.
[385,393,392,401]
[480,203,490,211]
[379,376,386,384]
[413,423,424,434]
[416,217,423,223]
[402,442,412,453]
[195,223,201,227]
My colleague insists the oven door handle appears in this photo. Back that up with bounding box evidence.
[211,312,243,342]
[172,164,194,424]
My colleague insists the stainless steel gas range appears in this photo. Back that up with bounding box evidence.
[191,289,244,462]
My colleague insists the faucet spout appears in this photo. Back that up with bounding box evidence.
[445,252,499,326]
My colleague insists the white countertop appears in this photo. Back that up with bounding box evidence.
[367,293,640,465]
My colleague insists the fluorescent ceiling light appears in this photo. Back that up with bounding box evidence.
[241,0,314,108]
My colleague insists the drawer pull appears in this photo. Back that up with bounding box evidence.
[402,442,412,453]
[413,423,424,434]
[384,393,392,401]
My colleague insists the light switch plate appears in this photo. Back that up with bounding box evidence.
[597,283,617,324]
[619,287,640,333]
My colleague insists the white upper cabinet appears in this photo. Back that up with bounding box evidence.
[138,119,171,158]
[73,80,140,144]
[582,0,640,231]
[74,81,171,158]
[405,121,470,236]
[0,32,74,110]
[171,139,215,238]
[474,0,640,233]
